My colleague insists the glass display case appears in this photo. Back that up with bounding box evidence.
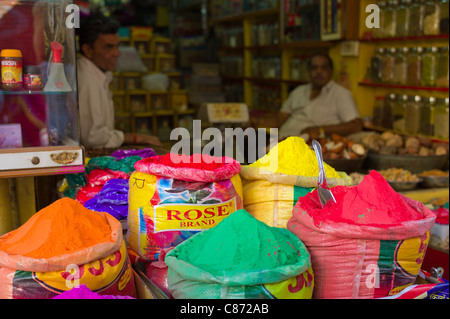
[0,0,83,178]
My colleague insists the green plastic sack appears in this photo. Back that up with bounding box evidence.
[165,210,314,299]
[85,156,142,175]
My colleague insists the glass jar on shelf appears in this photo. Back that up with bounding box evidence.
[405,95,422,133]
[408,0,425,36]
[394,47,408,84]
[374,1,387,38]
[371,48,384,82]
[382,93,396,129]
[440,0,449,34]
[393,94,408,131]
[373,96,386,126]
[423,0,440,35]
[419,96,437,136]
[407,46,422,85]
[382,48,396,83]
[436,46,449,87]
[421,46,438,86]
[396,0,411,37]
[434,97,449,139]
[383,0,398,37]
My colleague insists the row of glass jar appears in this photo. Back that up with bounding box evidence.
[370,46,449,87]
[220,27,244,48]
[373,93,449,138]
[251,23,279,46]
[220,56,244,77]
[374,0,449,38]
[251,56,281,79]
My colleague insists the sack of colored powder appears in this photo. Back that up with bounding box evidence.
[240,137,352,228]
[84,179,130,220]
[288,170,436,299]
[127,153,244,261]
[166,209,314,299]
[0,198,136,299]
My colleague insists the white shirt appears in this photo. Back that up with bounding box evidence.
[279,80,360,138]
[77,56,124,148]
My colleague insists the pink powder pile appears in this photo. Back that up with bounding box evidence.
[53,285,134,299]
[299,170,424,228]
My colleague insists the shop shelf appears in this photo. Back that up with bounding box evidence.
[358,81,450,92]
[214,8,279,23]
[360,33,449,43]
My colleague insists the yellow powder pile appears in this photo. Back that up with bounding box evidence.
[0,198,113,259]
[249,136,341,178]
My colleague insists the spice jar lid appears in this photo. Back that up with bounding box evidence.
[23,66,41,74]
[0,49,22,58]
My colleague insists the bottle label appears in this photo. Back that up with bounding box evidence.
[1,60,22,84]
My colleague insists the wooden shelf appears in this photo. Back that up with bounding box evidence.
[359,81,450,92]
[214,8,278,23]
[360,33,449,43]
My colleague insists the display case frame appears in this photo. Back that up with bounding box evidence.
[0,0,84,178]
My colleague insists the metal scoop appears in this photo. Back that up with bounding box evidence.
[312,140,336,207]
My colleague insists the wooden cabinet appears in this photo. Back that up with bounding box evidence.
[214,0,360,112]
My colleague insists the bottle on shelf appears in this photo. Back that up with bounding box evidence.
[419,96,436,136]
[421,46,438,86]
[373,1,387,38]
[382,93,396,129]
[373,95,386,126]
[407,46,422,86]
[405,95,422,133]
[436,46,449,87]
[371,48,384,82]
[423,0,440,35]
[393,94,408,131]
[394,47,408,85]
[383,0,398,37]
[440,0,449,34]
[382,48,396,83]
[434,97,449,139]
[408,0,425,37]
[396,0,411,37]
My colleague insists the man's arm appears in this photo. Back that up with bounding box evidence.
[301,118,363,139]
[123,132,163,146]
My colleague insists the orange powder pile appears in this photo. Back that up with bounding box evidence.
[0,198,113,259]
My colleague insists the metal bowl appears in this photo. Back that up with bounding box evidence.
[365,152,449,174]
[324,156,367,174]
[388,179,422,192]
[419,175,450,188]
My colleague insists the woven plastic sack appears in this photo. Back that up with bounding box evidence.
[166,218,313,299]
[288,194,436,299]
[0,208,136,299]
[240,166,351,228]
[127,154,244,261]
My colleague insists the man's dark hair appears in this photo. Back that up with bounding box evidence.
[308,53,334,70]
[78,13,120,51]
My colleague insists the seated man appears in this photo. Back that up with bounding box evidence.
[274,53,362,140]
[77,13,161,148]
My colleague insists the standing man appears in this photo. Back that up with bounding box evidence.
[77,13,161,148]
[273,53,362,140]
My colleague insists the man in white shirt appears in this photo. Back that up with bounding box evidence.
[77,14,161,149]
[275,53,362,139]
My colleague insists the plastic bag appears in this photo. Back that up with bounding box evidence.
[142,73,169,91]
[166,210,313,299]
[84,179,129,220]
[288,193,436,299]
[127,154,243,261]
[111,148,156,160]
[116,46,148,73]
